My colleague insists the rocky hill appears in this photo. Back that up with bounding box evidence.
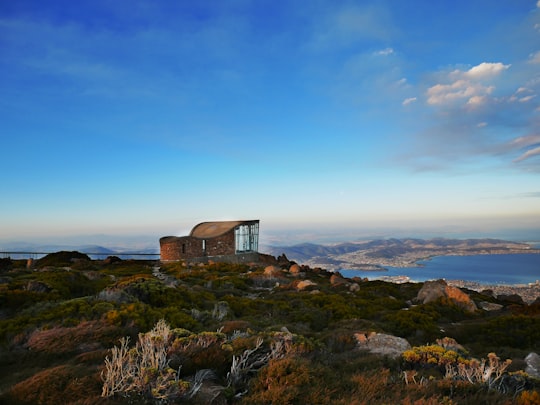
[0,253,539,404]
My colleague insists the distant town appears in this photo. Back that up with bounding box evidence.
[266,237,540,271]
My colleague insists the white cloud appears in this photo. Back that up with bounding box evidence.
[396,78,407,86]
[426,79,494,106]
[402,97,417,106]
[537,0,540,8]
[477,122,487,128]
[467,95,488,107]
[463,62,510,80]
[376,47,394,56]
[425,62,509,108]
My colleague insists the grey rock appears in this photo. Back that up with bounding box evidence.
[525,352,540,378]
[478,301,504,311]
[25,280,52,293]
[355,332,411,358]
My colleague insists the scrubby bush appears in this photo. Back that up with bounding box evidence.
[444,352,512,389]
[383,307,440,343]
[35,251,91,268]
[101,319,193,401]
[454,314,540,351]
[0,257,12,272]
[240,357,315,404]
[1,257,539,404]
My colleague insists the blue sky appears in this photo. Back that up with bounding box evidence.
[1,0,540,244]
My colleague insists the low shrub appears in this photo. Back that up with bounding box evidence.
[6,364,103,405]
[35,251,91,268]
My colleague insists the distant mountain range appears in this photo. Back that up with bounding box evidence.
[264,238,539,270]
[2,237,537,264]
[0,242,159,259]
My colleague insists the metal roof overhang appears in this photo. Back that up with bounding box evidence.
[189,220,259,239]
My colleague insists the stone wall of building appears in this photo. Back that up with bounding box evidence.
[160,236,194,261]
[204,231,236,256]
[160,230,237,262]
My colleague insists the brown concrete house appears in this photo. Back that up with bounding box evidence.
[160,220,260,263]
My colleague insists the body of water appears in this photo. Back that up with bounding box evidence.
[340,253,540,285]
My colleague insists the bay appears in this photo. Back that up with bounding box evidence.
[339,253,540,285]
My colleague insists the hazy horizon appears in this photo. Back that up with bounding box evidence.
[1,221,539,253]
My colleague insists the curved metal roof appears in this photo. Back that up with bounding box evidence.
[190,220,259,239]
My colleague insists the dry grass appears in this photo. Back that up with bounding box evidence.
[25,320,121,354]
[6,364,104,405]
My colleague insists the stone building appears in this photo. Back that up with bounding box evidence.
[160,220,260,263]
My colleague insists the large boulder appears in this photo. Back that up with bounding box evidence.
[103,255,122,265]
[496,294,524,305]
[354,332,411,358]
[330,273,348,287]
[416,279,477,312]
[525,352,540,378]
[296,280,317,291]
[288,264,302,276]
[25,280,52,293]
[478,301,503,311]
[264,265,282,277]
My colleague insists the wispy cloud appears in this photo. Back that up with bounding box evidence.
[376,47,394,56]
[510,135,540,148]
[308,4,392,50]
[529,51,540,64]
[514,146,540,162]
[519,191,540,198]
[402,97,417,106]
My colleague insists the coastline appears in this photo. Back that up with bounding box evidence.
[338,252,540,304]
[342,274,540,304]
[304,245,540,272]
[447,279,540,304]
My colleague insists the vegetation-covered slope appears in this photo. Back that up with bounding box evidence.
[0,254,539,404]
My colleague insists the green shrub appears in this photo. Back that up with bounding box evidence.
[383,307,440,343]
[35,251,91,268]
[454,314,540,352]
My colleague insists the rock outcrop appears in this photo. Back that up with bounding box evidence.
[330,274,348,287]
[296,280,317,291]
[478,301,503,311]
[496,294,524,305]
[525,352,540,378]
[264,265,282,277]
[288,264,302,276]
[354,332,411,358]
[416,279,477,312]
[25,280,52,293]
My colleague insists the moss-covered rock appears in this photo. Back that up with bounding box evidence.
[36,251,91,268]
